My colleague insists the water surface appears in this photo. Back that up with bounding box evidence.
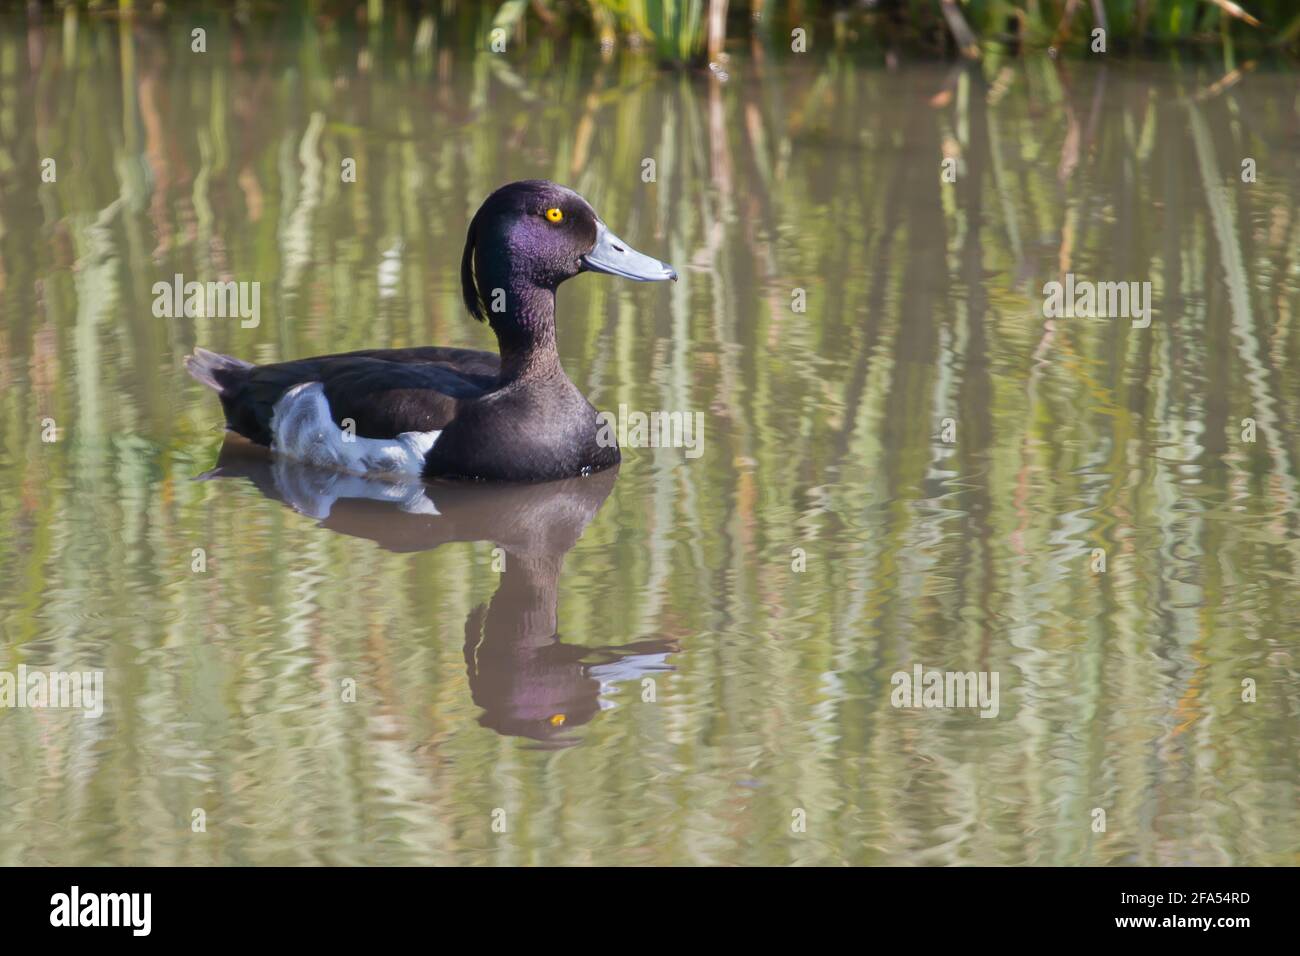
[1,10,1298,865]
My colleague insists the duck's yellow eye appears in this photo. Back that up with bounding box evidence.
[545,207,564,223]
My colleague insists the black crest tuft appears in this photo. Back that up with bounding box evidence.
[460,203,488,323]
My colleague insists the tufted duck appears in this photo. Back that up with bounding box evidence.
[185,180,676,482]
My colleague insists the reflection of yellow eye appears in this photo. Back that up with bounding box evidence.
[545,207,564,223]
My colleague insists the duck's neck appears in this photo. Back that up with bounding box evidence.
[489,280,562,384]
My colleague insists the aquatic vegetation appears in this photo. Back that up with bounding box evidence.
[563,0,1299,61]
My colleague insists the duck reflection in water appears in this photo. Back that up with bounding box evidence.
[203,436,677,746]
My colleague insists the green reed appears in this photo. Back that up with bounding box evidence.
[572,0,1297,61]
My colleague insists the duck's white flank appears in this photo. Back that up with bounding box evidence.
[270,382,440,480]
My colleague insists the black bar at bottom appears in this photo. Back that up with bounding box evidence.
[0,866,1282,941]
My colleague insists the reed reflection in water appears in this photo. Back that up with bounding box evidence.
[0,8,1298,865]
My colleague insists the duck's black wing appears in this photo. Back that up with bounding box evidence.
[187,346,500,445]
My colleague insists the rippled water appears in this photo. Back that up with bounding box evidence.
[1,9,1298,866]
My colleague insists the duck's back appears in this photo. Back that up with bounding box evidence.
[188,346,500,446]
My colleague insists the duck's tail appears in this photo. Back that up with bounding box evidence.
[185,347,254,393]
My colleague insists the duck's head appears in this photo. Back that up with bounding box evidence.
[460,180,676,324]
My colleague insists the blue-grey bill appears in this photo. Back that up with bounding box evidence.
[581,221,678,282]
